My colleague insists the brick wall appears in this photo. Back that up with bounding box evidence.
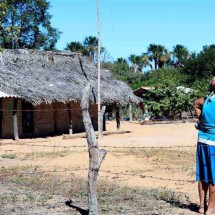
[53,102,69,135]
[69,101,98,133]
[34,103,54,137]
[1,98,23,139]
[1,98,99,139]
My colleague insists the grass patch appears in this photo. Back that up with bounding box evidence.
[19,150,71,160]
[1,154,16,159]
[0,166,195,214]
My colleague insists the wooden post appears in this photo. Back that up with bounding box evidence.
[67,103,73,135]
[100,106,106,138]
[129,103,132,122]
[97,0,102,140]
[81,83,107,215]
[13,98,19,141]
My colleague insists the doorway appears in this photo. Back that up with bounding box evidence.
[22,100,34,136]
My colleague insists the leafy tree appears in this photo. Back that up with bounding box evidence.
[147,44,170,69]
[183,45,215,79]
[172,44,189,67]
[83,36,98,61]
[65,41,84,53]
[144,85,198,120]
[102,58,144,85]
[132,68,187,90]
[66,36,106,63]
[0,0,61,49]
[128,54,139,72]
[128,54,151,73]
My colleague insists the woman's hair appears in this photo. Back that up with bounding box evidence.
[209,77,215,92]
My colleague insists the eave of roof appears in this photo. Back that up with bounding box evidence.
[0,49,141,105]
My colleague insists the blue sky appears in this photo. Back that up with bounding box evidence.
[50,0,215,60]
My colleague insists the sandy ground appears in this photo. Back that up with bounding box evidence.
[0,121,199,214]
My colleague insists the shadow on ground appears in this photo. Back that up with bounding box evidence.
[65,200,89,215]
[164,199,199,213]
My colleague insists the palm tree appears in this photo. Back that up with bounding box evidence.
[65,41,84,53]
[147,44,170,69]
[128,54,139,72]
[83,36,98,62]
[116,57,128,64]
[129,54,151,72]
[172,45,189,67]
[141,53,153,70]
[83,36,105,63]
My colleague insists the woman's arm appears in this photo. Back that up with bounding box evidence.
[194,98,205,119]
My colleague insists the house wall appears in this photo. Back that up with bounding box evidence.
[1,98,98,139]
[34,103,54,137]
[53,102,70,135]
[68,102,98,133]
[1,98,23,138]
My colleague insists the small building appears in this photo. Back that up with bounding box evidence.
[0,49,139,139]
[133,86,152,98]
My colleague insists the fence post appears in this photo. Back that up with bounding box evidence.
[100,106,106,138]
[13,98,19,141]
[81,83,107,215]
[129,103,132,122]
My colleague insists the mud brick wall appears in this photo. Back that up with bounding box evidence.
[34,103,54,137]
[53,102,69,135]
[1,98,99,138]
[1,98,23,139]
[68,102,98,133]
[89,103,98,131]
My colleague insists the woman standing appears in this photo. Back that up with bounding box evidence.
[194,77,215,214]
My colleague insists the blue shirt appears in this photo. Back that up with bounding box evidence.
[198,94,215,145]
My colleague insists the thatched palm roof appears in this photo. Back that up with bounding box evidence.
[0,49,140,105]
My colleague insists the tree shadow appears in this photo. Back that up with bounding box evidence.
[164,199,199,213]
[65,200,89,215]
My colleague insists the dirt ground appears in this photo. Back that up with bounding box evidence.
[0,121,200,214]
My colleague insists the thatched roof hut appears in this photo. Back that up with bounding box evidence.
[0,49,140,105]
[0,49,140,139]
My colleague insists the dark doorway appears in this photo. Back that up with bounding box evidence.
[22,101,34,136]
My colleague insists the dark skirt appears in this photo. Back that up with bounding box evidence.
[196,142,215,184]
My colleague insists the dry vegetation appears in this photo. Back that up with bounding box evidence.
[0,121,199,214]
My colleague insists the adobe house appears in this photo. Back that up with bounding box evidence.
[0,49,139,139]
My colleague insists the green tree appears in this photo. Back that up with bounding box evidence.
[187,45,215,77]
[128,54,139,72]
[172,44,189,67]
[144,85,198,120]
[147,44,170,69]
[103,58,143,85]
[128,54,151,73]
[66,36,105,63]
[83,36,105,62]
[0,0,61,49]
[65,41,84,53]
[132,68,187,90]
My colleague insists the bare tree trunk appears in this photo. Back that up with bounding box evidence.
[81,83,107,215]
[13,98,19,141]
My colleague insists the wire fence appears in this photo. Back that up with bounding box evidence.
[0,142,197,183]
[0,166,196,183]
[0,136,196,215]
[0,116,199,214]
[0,142,196,149]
